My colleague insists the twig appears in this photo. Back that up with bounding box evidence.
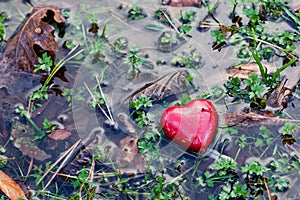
[83,83,112,123]
[247,36,298,60]
[37,140,81,189]
[83,80,115,125]
[263,178,272,200]
[95,75,115,124]
[44,45,85,86]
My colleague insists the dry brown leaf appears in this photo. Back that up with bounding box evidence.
[127,70,191,103]
[117,136,146,174]
[0,170,27,200]
[119,136,139,162]
[0,6,65,91]
[225,110,300,127]
[226,63,260,79]
[48,129,72,141]
[226,62,278,79]
[266,66,300,111]
[11,120,51,161]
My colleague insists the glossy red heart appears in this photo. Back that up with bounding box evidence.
[160,99,218,153]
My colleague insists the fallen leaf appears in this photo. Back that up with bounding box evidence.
[0,170,27,200]
[0,6,65,91]
[266,66,300,111]
[117,136,146,174]
[11,120,51,161]
[14,137,52,161]
[127,69,191,103]
[48,129,72,140]
[225,110,300,127]
[119,136,139,162]
[226,63,258,78]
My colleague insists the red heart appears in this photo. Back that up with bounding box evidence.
[160,99,218,153]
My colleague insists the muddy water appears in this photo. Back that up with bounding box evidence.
[0,0,300,199]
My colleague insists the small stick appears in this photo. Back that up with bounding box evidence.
[37,140,81,187]
[95,75,115,124]
[83,82,114,124]
[263,178,272,200]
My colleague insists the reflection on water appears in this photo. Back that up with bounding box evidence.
[0,0,299,199]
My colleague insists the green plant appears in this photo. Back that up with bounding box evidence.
[242,161,270,196]
[86,13,98,24]
[124,45,145,79]
[0,12,7,42]
[30,85,49,102]
[179,93,192,105]
[171,48,201,68]
[213,0,300,63]
[267,32,300,52]
[254,126,273,147]
[243,72,266,100]
[124,45,144,70]
[0,139,10,169]
[159,31,177,45]
[155,9,174,26]
[84,76,115,126]
[150,174,186,199]
[15,104,43,135]
[70,168,95,199]
[62,88,73,107]
[130,94,153,127]
[179,10,196,24]
[130,94,153,110]
[281,123,296,135]
[34,52,53,73]
[269,155,293,173]
[213,157,238,175]
[90,38,106,62]
[242,161,270,176]
[178,24,192,36]
[110,37,127,55]
[211,30,226,45]
[270,174,289,191]
[127,5,147,20]
[138,131,160,161]
[243,7,260,27]
[225,73,267,108]
[43,118,57,134]
[218,182,248,200]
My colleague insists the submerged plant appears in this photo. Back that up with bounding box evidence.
[110,37,128,56]
[159,31,177,45]
[130,94,153,127]
[171,48,201,68]
[124,45,144,69]
[84,76,115,126]
[14,104,44,138]
[124,45,145,79]
[155,9,174,26]
[86,13,99,33]
[127,5,147,20]
[90,38,106,63]
[179,10,196,24]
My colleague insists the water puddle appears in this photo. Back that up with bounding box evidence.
[0,0,299,199]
